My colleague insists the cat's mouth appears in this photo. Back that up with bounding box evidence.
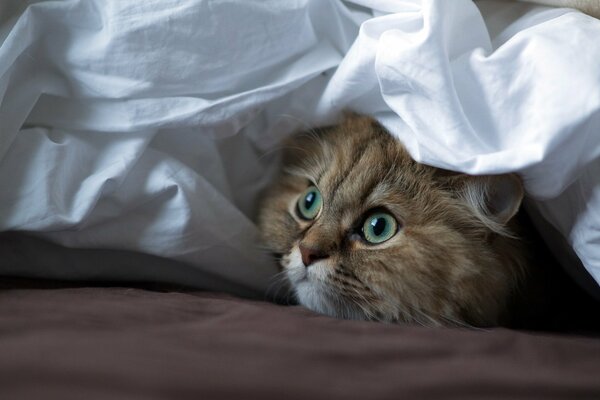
[281,247,372,320]
[290,276,366,320]
[281,246,329,285]
[279,246,305,279]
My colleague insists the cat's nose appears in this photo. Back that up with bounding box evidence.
[299,244,328,267]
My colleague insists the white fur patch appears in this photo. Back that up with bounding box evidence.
[284,245,366,320]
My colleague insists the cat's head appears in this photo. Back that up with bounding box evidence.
[258,114,528,326]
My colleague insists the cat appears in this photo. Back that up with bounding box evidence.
[515,0,600,18]
[258,114,532,327]
[258,0,600,328]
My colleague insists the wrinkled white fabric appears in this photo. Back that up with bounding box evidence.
[1,0,599,293]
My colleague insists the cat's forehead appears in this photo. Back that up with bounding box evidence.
[285,116,441,217]
[312,121,424,182]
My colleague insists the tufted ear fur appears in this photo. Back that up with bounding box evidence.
[441,173,524,236]
[462,174,524,235]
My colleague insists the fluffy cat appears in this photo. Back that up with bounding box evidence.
[258,1,600,327]
[515,0,600,18]
[258,114,529,327]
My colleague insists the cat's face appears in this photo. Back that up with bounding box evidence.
[259,114,526,326]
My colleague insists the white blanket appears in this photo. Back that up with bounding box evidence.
[1,0,599,295]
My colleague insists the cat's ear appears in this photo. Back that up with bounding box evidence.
[447,173,524,233]
[281,125,332,168]
[463,174,524,223]
[340,110,380,131]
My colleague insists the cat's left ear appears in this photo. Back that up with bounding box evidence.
[442,173,524,234]
[460,173,524,226]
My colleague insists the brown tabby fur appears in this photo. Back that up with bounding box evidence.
[258,114,530,327]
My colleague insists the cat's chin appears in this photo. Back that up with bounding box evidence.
[292,279,369,321]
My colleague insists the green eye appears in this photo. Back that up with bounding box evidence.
[297,186,323,220]
[362,212,398,244]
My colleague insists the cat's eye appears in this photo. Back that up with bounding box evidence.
[362,212,398,244]
[296,186,323,220]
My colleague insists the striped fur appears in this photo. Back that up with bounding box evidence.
[258,114,530,327]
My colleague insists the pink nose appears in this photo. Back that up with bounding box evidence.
[299,244,328,267]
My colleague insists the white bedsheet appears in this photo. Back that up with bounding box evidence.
[1,0,599,295]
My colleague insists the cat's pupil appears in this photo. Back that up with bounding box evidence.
[304,191,316,210]
[371,217,386,236]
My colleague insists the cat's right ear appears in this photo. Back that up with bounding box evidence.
[280,126,333,167]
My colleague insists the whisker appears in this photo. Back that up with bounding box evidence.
[438,314,484,331]
[264,269,293,303]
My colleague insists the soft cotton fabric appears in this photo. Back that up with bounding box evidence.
[0,0,599,294]
[1,282,599,400]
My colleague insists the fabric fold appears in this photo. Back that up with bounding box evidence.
[1,0,599,292]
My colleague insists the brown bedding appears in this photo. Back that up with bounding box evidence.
[0,279,599,400]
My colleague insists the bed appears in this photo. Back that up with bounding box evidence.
[1,0,600,398]
[0,278,599,400]
[1,229,599,399]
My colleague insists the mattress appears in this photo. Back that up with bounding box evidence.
[0,279,599,400]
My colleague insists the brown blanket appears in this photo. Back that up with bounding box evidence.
[0,280,599,400]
